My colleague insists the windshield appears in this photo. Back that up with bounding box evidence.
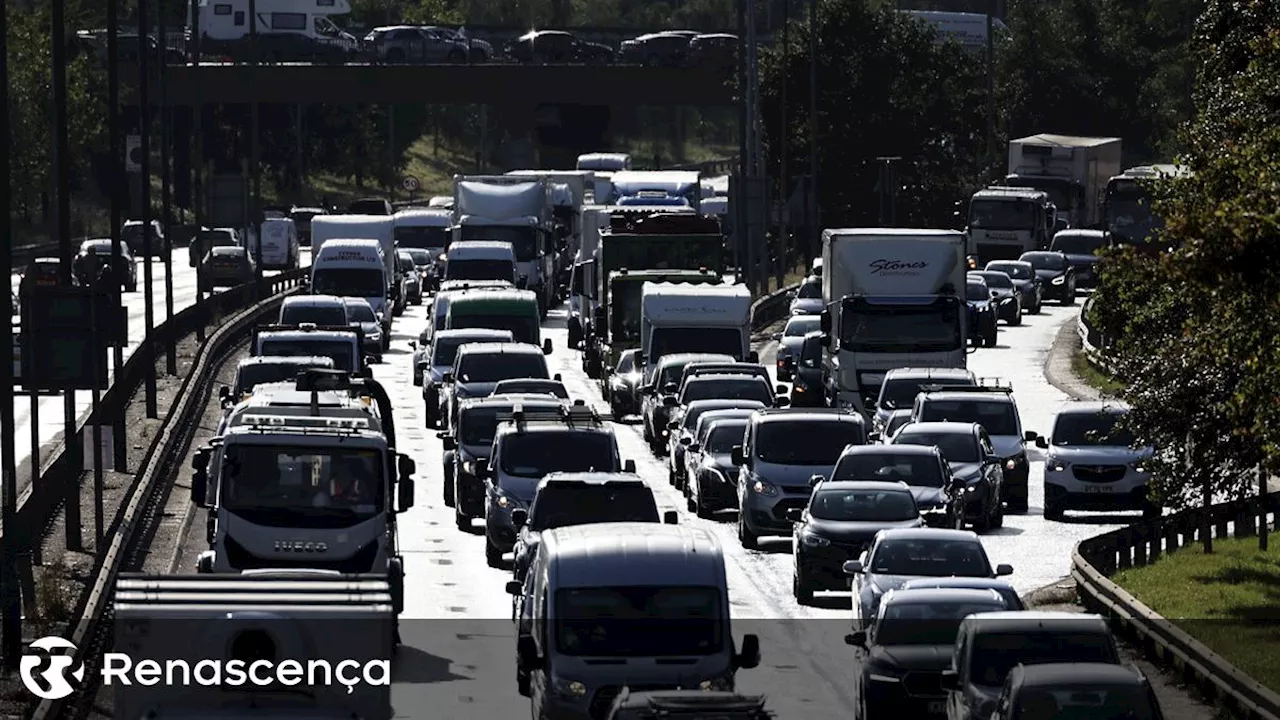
[610,280,643,341]
[868,538,991,577]
[456,353,548,383]
[345,303,377,323]
[458,226,536,262]
[281,304,347,326]
[810,488,917,522]
[448,311,538,345]
[971,632,1118,688]
[784,316,821,337]
[432,337,479,368]
[797,279,821,299]
[919,400,1018,436]
[258,339,354,373]
[833,451,946,487]
[396,254,415,272]
[348,200,388,215]
[1023,253,1066,271]
[875,602,1004,646]
[1053,411,1135,447]
[499,432,615,478]
[986,263,1032,280]
[530,485,659,530]
[880,378,970,410]
[459,407,504,447]
[1052,234,1107,256]
[220,444,384,526]
[969,199,1037,231]
[966,283,990,302]
[706,422,748,453]
[446,259,514,282]
[312,268,385,298]
[681,378,773,405]
[976,273,1013,289]
[895,431,980,463]
[800,335,823,363]
[1014,685,1154,720]
[840,302,963,354]
[616,351,636,374]
[394,226,450,251]
[200,231,236,247]
[650,328,743,363]
[555,586,722,657]
[234,362,327,394]
[1107,184,1161,242]
[496,381,567,398]
[406,249,434,265]
[756,420,862,464]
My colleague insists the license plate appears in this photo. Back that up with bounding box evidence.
[1082,486,1114,493]
[928,701,945,713]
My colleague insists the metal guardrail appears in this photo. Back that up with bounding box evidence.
[1072,492,1280,720]
[1077,295,1117,376]
[749,281,799,331]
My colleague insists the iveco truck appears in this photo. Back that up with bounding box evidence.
[819,229,969,418]
[966,186,1055,264]
[1004,134,1122,228]
[452,175,556,318]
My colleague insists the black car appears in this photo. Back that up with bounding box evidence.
[789,480,924,604]
[605,349,642,419]
[606,691,773,720]
[984,260,1042,315]
[965,279,999,348]
[686,416,750,517]
[992,663,1166,720]
[73,239,137,292]
[828,445,962,527]
[969,271,1021,325]
[1019,250,1076,304]
[20,257,65,294]
[892,422,1004,531]
[849,588,1010,718]
[1049,229,1109,288]
[788,330,826,407]
[505,30,614,64]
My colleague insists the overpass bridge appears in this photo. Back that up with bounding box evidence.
[121,62,736,106]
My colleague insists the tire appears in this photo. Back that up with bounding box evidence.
[443,465,455,507]
[469,48,488,63]
[1009,306,1022,326]
[455,504,470,531]
[1007,495,1028,514]
[386,48,405,63]
[984,329,998,348]
[610,400,624,422]
[1030,299,1042,315]
[793,568,814,605]
[447,50,465,63]
[126,280,137,293]
[1044,498,1064,521]
[485,539,503,568]
[668,464,677,486]
[738,513,758,550]
[687,495,697,513]
[990,500,1004,529]
[1062,287,1076,305]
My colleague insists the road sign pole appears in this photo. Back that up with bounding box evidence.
[90,298,104,546]
[160,0,176,376]
[0,0,21,671]
[108,0,128,470]
[140,0,158,419]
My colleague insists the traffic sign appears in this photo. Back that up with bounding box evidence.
[401,175,420,192]
[22,287,126,345]
[17,288,124,390]
[126,135,142,172]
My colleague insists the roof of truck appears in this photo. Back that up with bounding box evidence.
[392,207,452,225]
[544,523,723,588]
[973,187,1049,200]
[822,228,963,238]
[447,289,538,308]
[1011,133,1122,147]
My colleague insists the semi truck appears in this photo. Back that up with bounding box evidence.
[190,371,416,634]
[599,268,725,379]
[818,228,969,418]
[505,169,597,298]
[1103,164,1191,248]
[452,175,556,317]
[641,282,755,366]
[112,572,394,720]
[966,186,1055,264]
[1004,134,1122,228]
[567,204,610,349]
[608,170,703,209]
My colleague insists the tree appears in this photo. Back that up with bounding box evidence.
[1088,0,1280,522]
[759,0,988,232]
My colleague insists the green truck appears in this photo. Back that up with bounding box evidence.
[444,289,548,351]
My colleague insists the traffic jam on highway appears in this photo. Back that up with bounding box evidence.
[107,138,1177,720]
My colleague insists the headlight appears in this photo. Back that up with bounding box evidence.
[699,677,733,691]
[801,531,829,548]
[1052,275,1065,285]
[1005,454,1025,471]
[751,480,778,496]
[496,494,511,509]
[1129,461,1147,473]
[1047,458,1067,472]
[868,672,902,683]
[552,678,587,698]
[704,467,728,485]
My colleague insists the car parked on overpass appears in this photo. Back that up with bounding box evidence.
[364,25,468,63]
[505,30,614,64]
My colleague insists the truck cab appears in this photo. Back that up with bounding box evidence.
[966,187,1053,264]
[604,269,725,368]
[1004,134,1122,228]
[309,214,399,316]
[190,371,416,622]
[567,204,610,349]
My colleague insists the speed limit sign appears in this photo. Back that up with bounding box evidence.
[401,175,420,192]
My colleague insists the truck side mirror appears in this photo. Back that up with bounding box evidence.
[846,630,868,647]
[663,510,678,525]
[785,507,803,522]
[218,386,231,404]
[442,372,454,384]
[663,382,678,394]
[730,445,744,466]
[819,309,831,334]
[442,435,457,451]
[808,474,825,487]
[940,669,959,690]
[506,580,523,595]
[623,459,636,474]
[553,373,562,382]
[735,633,760,669]
[398,453,417,478]
[397,476,416,512]
[543,338,553,355]
[775,384,788,396]
[474,458,489,479]
[517,635,545,670]
[747,350,759,363]
[191,466,209,508]
[1023,431,1039,443]
[511,508,528,528]
[663,396,678,407]
[1035,436,1048,449]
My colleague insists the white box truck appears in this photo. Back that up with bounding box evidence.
[452,175,555,317]
[310,214,401,316]
[567,204,610,349]
[640,282,755,365]
[819,228,969,418]
[1005,134,1122,228]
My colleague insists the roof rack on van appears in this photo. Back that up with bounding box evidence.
[920,379,1013,394]
[496,404,602,430]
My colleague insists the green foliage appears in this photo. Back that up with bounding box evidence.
[1089,0,1280,508]
[759,0,988,228]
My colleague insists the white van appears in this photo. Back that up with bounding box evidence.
[310,214,400,313]
[256,217,300,270]
[509,522,760,715]
[310,239,392,348]
[444,240,518,284]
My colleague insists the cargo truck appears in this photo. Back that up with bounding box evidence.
[818,229,970,418]
[641,282,755,366]
[966,186,1055,264]
[453,175,556,318]
[1102,164,1191,249]
[309,214,401,317]
[567,204,610,349]
[600,268,726,381]
[1004,134,1122,228]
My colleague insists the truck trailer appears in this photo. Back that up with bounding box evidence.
[819,228,969,418]
[452,175,556,317]
[1004,134,1122,228]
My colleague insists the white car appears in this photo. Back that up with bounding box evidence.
[1038,401,1158,521]
[787,274,823,316]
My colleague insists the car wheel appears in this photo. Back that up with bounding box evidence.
[991,500,1004,528]
[1044,497,1064,521]
[984,328,998,348]
[443,470,455,507]
[455,503,470,531]
[737,513,758,550]
[126,280,137,293]
[485,539,502,568]
[1009,306,1022,326]
[1063,287,1076,305]
[1031,299,1042,314]
[686,495,697,513]
[793,568,814,605]
[668,464,677,486]
[447,50,465,63]
[386,48,405,63]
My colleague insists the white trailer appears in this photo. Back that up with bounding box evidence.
[188,0,356,45]
[820,228,969,418]
[609,170,703,210]
[1005,134,1122,228]
[112,572,394,720]
[566,205,610,349]
[452,175,555,317]
[640,282,754,365]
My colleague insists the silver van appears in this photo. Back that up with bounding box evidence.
[508,522,761,718]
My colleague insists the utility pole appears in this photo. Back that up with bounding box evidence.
[778,0,790,287]
[0,0,21,672]
[745,0,764,296]
[807,0,819,264]
[736,0,749,285]
[986,0,997,172]
[249,0,262,283]
[139,0,158,419]
[160,0,176,375]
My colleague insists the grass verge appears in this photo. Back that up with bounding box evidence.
[1112,535,1280,694]
[1072,348,1127,395]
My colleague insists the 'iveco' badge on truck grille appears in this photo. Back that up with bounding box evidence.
[274,540,328,552]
